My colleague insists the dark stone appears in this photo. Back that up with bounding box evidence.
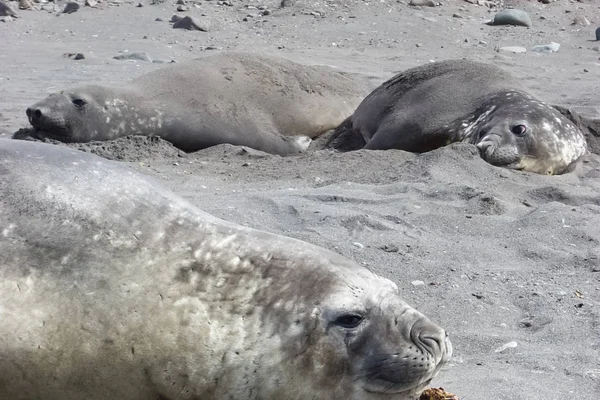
[63,2,80,14]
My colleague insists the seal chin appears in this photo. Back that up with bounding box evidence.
[32,128,71,141]
[361,378,430,396]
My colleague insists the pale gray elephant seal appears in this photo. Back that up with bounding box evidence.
[0,139,451,400]
[326,59,587,175]
[23,52,370,156]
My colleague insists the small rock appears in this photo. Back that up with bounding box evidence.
[0,0,18,17]
[490,9,532,28]
[62,2,79,14]
[176,5,187,11]
[499,46,527,54]
[113,52,153,62]
[280,0,294,7]
[137,2,143,7]
[571,16,590,26]
[352,242,364,249]
[176,0,184,3]
[494,341,518,353]
[596,27,600,41]
[452,13,463,18]
[85,0,97,7]
[0,15,13,22]
[262,9,271,15]
[411,280,425,286]
[379,244,399,253]
[170,14,182,22]
[155,17,164,21]
[63,52,85,60]
[172,15,210,31]
[539,0,552,3]
[531,42,560,53]
[409,0,435,6]
[19,0,34,10]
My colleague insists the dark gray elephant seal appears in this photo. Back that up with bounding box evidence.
[23,52,370,156]
[326,59,587,175]
[0,139,452,400]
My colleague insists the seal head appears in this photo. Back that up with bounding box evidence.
[26,86,141,143]
[461,91,588,175]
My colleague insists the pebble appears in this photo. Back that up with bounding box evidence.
[176,0,184,3]
[0,15,13,22]
[155,17,164,21]
[379,244,399,253]
[280,0,294,7]
[352,242,364,249]
[137,2,143,7]
[62,1,79,14]
[452,13,463,18]
[172,15,210,31]
[499,46,527,54]
[85,0,97,6]
[113,52,153,62]
[571,16,590,26]
[596,27,600,41]
[494,341,518,353]
[63,52,85,60]
[19,0,33,10]
[411,280,426,286]
[490,9,532,28]
[176,5,188,12]
[531,42,560,53]
[409,0,435,6]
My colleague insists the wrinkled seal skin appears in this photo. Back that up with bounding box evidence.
[0,140,452,400]
[326,59,588,175]
[23,51,370,156]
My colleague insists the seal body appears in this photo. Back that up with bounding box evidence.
[24,52,370,156]
[0,140,451,400]
[327,59,587,175]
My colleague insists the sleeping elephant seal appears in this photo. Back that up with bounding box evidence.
[23,52,370,156]
[326,59,587,175]
[0,139,452,400]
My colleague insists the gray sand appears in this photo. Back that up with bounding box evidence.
[1,0,600,398]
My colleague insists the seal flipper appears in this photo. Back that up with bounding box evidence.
[324,116,366,152]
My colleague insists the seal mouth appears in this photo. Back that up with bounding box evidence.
[31,128,71,140]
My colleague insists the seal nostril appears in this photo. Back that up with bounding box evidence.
[34,109,42,119]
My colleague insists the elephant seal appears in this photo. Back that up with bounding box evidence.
[0,139,452,400]
[23,52,370,156]
[326,59,587,175]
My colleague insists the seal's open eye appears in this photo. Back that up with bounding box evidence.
[511,124,527,136]
[72,99,87,109]
[333,314,364,329]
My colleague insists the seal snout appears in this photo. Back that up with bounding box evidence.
[26,105,51,128]
[411,317,452,362]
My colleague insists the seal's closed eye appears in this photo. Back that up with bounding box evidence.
[72,99,87,109]
[333,314,364,329]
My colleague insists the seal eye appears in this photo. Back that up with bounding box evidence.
[511,124,527,136]
[333,314,364,329]
[72,99,87,109]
